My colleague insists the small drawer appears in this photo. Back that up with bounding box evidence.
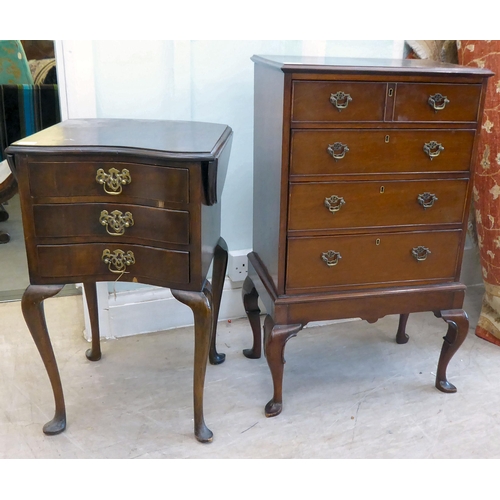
[28,161,189,204]
[292,81,387,122]
[36,243,190,285]
[394,83,482,122]
[288,179,468,231]
[33,203,190,245]
[286,230,462,291]
[290,129,475,175]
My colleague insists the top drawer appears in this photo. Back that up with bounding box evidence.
[28,160,190,204]
[394,83,482,122]
[292,81,387,123]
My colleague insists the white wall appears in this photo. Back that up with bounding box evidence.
[89,41,403,256]
[56,40,405,337]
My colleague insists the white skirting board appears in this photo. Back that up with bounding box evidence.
[82,279,249,341]
[81,279,357,341]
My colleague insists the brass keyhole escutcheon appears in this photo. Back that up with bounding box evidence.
[418,192,438,210]
[380,186,385,194]
[412,246,431,262]
[324,195,345,213]
[96,167,132,195]
[423,141,444,160]
[428,93,450,112]
[376,238,381,246]
[327,142,349,161]
[321,250,342,267]
[102,249,135,274]
[329,91,352,111]
[99,209,134,236]
[385,135,390,143]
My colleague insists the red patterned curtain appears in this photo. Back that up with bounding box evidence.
[458,41,500,346]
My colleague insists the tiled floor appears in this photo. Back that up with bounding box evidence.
[1,283,499,459]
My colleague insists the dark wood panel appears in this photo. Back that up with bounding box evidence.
[33,203,190,245]
[290,129,476,175]
[288,179,468,230]
[286,230,462,290]
[28,161,190,203]
[12,119,230,159]
[292,81,387,122]
[36,243,190,284]
[394,83,482,122]
[285,285,466,325]
[252,62,288,291]
[252,55,494,78]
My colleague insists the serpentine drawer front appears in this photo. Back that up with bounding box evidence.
[6,118,233,443]
[33,203,190,244]
[28,160,190,204]
[243,55,492,421]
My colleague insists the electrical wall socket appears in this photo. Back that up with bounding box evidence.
[228,249,251,282]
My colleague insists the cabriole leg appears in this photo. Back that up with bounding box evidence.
[209,237,228,365]
[263,315,302,418]
[396,313,410,344]
[435,309,469,393]
[242,275,262,359]
[83,282,101,361]
[172,282,214,443]
[21,284,66,435]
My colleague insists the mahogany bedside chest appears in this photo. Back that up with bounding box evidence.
[242,55,492,418]
[6,118,233,442]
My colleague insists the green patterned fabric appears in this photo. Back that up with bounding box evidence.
[0,40,33,85]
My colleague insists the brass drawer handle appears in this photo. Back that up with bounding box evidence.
[428,93,450,112]
[321,250,342,267]
[327,142,349,161]
[423,141,444,160]
[417,192,438,209]
[99,209,134,236]
[324,195,345,213]
[102,249,135,274]
[412,246,431,261]
[329,91,352,111]
[96,167,132,195]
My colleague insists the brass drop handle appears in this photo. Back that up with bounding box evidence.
[329,91,352,111]
[324,195,345,213]
[417,192,438,210]
[412,246,431,262]
[96,167,132,195]
[99,209,134,236]
[321,250,342,267]
[102,249,135,274]
[428,93,450,112]
[423,141,444,160]
[327,142,349,161]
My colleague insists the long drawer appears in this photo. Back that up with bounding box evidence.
[286,230,462,290]
[290,129,475,175]
[28,161,190,203]
[35,243,190,284]
[33,203,190,245]
[288,179,468,231]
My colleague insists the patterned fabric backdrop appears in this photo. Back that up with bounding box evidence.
[458,41,500,346]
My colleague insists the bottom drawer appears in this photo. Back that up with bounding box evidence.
[286,230,462,291]
[35,243,190,285]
